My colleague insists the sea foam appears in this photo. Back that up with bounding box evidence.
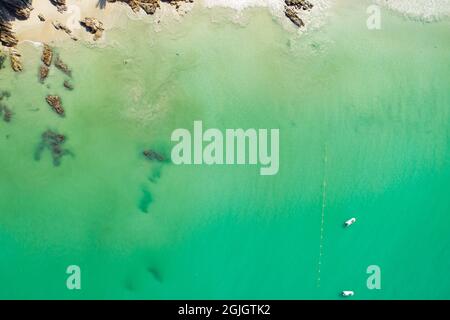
[202,0,334,31]
[376,0,450,21]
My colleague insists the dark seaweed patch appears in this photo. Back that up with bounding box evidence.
[35,130,74,166]
[138,188,153,213]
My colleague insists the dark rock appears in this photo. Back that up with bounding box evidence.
[45,95,65,116]
[80,17,104,41]
[54,56,72,76]
[39,64,49,82]
[143,149,165,162]
[50,0,67,13]
[41,44,53,66]
[9,48,22,72]
[285,7,304,28]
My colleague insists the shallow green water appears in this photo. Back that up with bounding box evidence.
[0,2,449,299]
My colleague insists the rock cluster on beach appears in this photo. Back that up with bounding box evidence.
[0,0,34,72]
[284,0,314,28]
[50,0,67,13]
[107,0,194,15]
[80,17,104,41]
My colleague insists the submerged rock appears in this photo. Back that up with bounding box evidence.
[143,149,165,162]
[45,95,65,116]
[80,17,104,41]
[9,48,22,72]
[35,130,72,166]
[54,56,72,76]
[63,80,73,90]
[41,44,53,66]
[0,52,6,69]
[0,103,13,122]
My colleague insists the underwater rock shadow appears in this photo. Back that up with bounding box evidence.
[34,130,75,167]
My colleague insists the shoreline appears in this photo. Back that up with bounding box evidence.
[5,1,331,47]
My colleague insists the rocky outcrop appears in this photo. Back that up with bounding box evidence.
[285,7,304,27]
[38,13,45,22]
[80,17,104,41]
[9,48,22,72]
[39,65,49,82]
[52,20,72,35]
[285,0,313,10]
[107,0,194,15]
[46,95,65,116]
[41,44,53,66]
[0,0,33,21]
[50,0,67,13]
[55,56,72,76]
[284,0,313,28]
[0,21,18,47]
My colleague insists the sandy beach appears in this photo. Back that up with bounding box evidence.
[12,0,196,44]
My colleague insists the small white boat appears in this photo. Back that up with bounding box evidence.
[344,217,356,227]
[341,291,354,297]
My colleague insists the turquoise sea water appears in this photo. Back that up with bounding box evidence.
[0,1,449,299]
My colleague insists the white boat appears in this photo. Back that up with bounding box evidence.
[344,217,356,227]
[341,291,354,297]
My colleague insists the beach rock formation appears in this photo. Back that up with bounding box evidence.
[39,65,49,82]
[80,17,104,41]
[45,95,65,116]
[285,7,304,27]
[143,149,165,162]
[50,0,67,13]
[0,21,18,47]
[54,56,72,76]
[0,0,33,21]
[52,20,72,34]
[35,130,72,166]
[9,48,22,72]
[284,0,313,27]
[41,44,53,66]
[107,0,194,15]
[285,0,313,10]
